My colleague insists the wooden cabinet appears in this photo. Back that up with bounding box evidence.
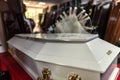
[104,2,120,45]
[0,0,9,52]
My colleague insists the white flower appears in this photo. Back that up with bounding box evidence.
[55,7,91,33]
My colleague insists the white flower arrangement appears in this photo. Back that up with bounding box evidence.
[55,7,93,33]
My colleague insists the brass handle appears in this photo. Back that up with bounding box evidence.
[106,50,112,55]
[68,72,81,80]
[37,67,51,80]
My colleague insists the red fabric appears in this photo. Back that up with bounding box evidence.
[117,65,120,80]
[0,52,33,80]
[102,64,117,80]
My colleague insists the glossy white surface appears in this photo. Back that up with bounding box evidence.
[87,38,120,73]
[7,34,120,80]
[8,37,45,59]
[8,34,120,73]
[35,38,120,73]
[36,42,100,72]
[35,61,100,80]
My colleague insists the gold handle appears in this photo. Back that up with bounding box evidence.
[68,72,81,80]
[106,50,112,55]
[37,67,51,80]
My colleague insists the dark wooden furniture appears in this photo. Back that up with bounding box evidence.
[104,1,120,45]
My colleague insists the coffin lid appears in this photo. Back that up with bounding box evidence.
[11,34,120,73]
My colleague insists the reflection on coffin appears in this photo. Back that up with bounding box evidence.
[7,33,120,80]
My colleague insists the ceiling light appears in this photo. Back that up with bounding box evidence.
[35,5,42,7]
[39,2,46,5]
[23,1,29,5]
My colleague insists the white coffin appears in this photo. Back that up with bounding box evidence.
[7,33,120,80]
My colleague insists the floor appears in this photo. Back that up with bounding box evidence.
[0,52,33,80]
